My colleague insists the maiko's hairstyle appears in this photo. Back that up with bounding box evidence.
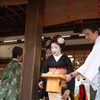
[84,23,100,35]
[12,53,22,58]
[50,35,65,49]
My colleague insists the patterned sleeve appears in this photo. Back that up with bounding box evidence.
[0,62,14,100]
[6,63,22,100]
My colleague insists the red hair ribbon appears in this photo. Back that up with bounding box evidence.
[54,36,57,39]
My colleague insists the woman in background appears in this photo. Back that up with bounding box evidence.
[39,44,53,100]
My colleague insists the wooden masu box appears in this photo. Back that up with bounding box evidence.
[41,74,66,93]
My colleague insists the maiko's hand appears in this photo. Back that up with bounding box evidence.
[62,89,70,100]
[39,81,43,89]
[65,74,71,82]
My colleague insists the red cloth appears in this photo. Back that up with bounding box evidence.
[50,66,67,69]
[79,84,88,100]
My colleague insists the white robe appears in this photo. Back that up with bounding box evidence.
[77,36,100,91]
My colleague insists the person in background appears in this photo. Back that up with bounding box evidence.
[39,35,75,100]
[0,46,23,100]
[40,45,53,73]
[39,45,53,100]
[65,23,100,100]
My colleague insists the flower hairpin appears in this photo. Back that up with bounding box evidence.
[51,36,54,39]
[57,37,64,44]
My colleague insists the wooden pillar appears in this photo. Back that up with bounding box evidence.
[19,0,45,100]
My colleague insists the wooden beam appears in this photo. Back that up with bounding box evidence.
[17,5,26,13]
[7,7,23,19]
[0,0,27,5]
[62,44,93,51]
[19,0,45,100]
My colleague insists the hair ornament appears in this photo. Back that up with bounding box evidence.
[51,36,54,39]
[54,36,58,39]
[57,37,64,44]
[46,39,51,46]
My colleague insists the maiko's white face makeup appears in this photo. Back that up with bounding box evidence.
[51,43,61,56]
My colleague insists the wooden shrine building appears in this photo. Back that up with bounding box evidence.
[0,0,100,99]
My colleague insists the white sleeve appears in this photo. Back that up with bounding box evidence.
[76,45,100,90]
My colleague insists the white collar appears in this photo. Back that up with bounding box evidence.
[12,58,22,65]
[12,58,18,61]
[95,36,100,44]
[53,54,63,62]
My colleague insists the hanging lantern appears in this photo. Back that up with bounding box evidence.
[73,20,83,33]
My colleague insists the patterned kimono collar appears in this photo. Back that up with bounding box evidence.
[12,58,22,65]
[12,58,18,61]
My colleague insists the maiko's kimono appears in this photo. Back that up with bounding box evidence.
[0,58,22,100]
[40,54,75,100]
